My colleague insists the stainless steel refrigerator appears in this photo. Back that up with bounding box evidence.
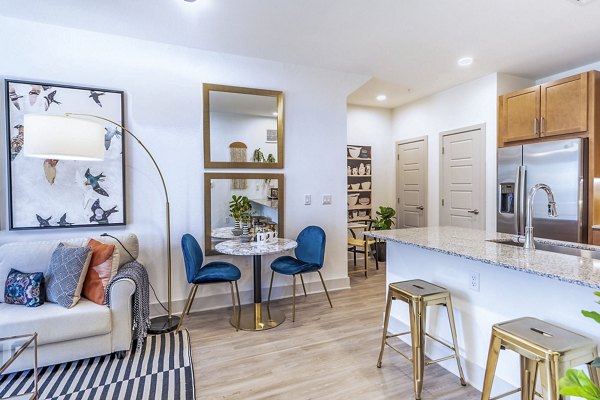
[497,138,588,243]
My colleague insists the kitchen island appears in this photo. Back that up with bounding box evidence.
[368,227,600,394]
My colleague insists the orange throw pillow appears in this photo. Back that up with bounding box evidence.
[82,239,119,305]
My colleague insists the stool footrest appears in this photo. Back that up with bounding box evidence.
[425,354,457,365]
[386,331,411,339]
[489,388,521,400]
[425,332,456,352]
[385,342,413,362]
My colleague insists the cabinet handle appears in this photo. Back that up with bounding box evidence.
[533,118,539,135]
[540,117,544,134]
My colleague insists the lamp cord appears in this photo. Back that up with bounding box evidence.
[101,233,169,314]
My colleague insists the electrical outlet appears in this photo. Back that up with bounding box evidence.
[304,194,311,205]
[322,194,332,205]
[469,271,480,292]
[225,217,230,224]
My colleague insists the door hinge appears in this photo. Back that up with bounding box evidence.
[397,154,399,160]
[442,147,445,155]
[442,199,445,206]
[397,197,400,204]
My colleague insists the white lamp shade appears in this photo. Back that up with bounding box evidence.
[23,114,105,161]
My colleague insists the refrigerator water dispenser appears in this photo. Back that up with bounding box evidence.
[499,183,514,214]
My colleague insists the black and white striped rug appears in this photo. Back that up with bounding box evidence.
[0,329,195,400]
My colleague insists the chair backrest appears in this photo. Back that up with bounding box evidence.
[181,234,204,283]
[295,226,326,267]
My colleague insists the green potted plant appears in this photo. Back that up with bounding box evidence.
[251,148,266,163]
[229,195,253,235]
[559,292,600,399]
[371,206,396,261]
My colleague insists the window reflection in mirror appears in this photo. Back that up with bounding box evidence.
[203,84,284,169]
[204,173,284,255]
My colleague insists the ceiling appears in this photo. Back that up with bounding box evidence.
[1,0,600,108]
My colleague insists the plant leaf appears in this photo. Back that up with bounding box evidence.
[559,369,600,399]
[582,310,600,325]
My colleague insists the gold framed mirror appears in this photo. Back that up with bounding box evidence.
[203,84,284,169]
[204,173,284,256]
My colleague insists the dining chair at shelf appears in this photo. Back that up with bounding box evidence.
[347,220,379,278]
[267,226,333,322]
[177,234,242,331]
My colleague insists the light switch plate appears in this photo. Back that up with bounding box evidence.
[304,194,311,205]
[322,194,332,205]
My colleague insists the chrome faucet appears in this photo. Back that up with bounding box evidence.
[523,183,558,250]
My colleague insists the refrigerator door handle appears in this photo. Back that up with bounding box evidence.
[514,165,526,235]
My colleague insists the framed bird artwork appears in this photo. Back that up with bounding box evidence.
[4,79,126,230]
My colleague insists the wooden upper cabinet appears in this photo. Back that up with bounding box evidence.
[499,71,591,146]
[540,72,588,137]
[502,87,540,143]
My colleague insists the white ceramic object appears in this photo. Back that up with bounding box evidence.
[366,164,371,175]
[351,183,360,190]
[361,181,371,190]
[358,163,366,175]
[358,197,370,205]
[348,193,359,206]
[348,146,361,158]
[351,167,358,175]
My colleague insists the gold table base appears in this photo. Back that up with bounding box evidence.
[230,303,285,331]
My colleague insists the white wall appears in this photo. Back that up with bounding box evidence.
[537,59,600,84]
[0,16,368,314]
[346,105,395,214]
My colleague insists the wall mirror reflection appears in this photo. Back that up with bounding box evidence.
[203,84,284,169]
[204,173,284,255]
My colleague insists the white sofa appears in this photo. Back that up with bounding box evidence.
[0,234,139,373]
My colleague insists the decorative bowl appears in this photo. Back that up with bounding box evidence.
[358,197,370,205]
[348,193,359,206]
[351,183,360,190]
[348,146,361,158]
[361,181,371,190]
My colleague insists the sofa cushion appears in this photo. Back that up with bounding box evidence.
[0,299,111,346]
[82,239,120,305]
[4,268,45,307]
[46,243,92,308]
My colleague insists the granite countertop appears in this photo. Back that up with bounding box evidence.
[367,227,600,289]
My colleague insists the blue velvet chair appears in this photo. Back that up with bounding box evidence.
[176,234,242,331]
[267,226,333,322]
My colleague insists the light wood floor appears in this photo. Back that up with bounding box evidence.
[185,261,482,399]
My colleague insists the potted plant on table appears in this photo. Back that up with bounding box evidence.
[371,206,396,262]
[559,292,600,399]
[229,195,253,236]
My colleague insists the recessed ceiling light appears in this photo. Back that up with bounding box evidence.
[458,57,474,66]
[272,112,278,116]
[376,94,387,101]
[566,0,596,4]
[184,0,196,2]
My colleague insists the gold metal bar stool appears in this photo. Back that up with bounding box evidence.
[376,279,467,400]
[481,317,600,400]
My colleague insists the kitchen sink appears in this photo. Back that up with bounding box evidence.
[488,238,600,260]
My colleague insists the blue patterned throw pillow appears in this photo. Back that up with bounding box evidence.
[46,243,93,308]
[4,268,45,307]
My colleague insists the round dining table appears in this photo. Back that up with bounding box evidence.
[215,238,297,331]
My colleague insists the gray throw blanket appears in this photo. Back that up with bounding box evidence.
[105,261,151,351]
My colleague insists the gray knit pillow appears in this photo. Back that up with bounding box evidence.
[46,243,93,308]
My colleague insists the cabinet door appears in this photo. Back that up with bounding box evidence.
[540,72,588,137]
[502,87,540,143]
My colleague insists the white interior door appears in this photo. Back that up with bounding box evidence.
[396,137,428,228]
[440,125,485,229]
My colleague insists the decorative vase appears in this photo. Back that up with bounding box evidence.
[242,223,250,235]
[232,228,243,236]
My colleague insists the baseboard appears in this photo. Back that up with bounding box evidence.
[150,276,350,316]
[387,316,516,394]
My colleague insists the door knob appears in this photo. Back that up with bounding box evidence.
[467,209,479,215]
[416,205,424,210]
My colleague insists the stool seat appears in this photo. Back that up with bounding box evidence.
[495,317,597,355]
[390,279,448,298]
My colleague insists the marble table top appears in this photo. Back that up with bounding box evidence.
[211,227,237,240]
[367,226,600,289]
[215,238,297,256]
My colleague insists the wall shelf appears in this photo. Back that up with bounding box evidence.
[347,144,372,223]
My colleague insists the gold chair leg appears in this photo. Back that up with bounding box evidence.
[364,241,369,278]
[409,299,426,400]
[229,282,239,332]
[520,356,538,400]
[267,271,275,307]
[292,275,297,322]
[377,289,394,368]
[300,274,307,297]
[234,281,241,331]
[374,240,379,270]
[445,296,467,386]
[481,334,502,400]
[540,355,561,400]
[177,285,198,331]
[317,270,333,308]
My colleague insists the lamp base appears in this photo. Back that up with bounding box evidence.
[148,315,180,335]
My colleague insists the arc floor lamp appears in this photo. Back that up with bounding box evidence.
[24,113,179,334]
